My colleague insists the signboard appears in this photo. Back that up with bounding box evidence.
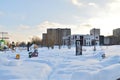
[76,40,82,55]
[76,36,83,56]
[80,36,83,45]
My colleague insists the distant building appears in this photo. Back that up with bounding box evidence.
[104,36,118,45]
[42,28,71,46]
[63,34,101,46]
[43,28,109,46]
[90,28,100,45]
[99,35,104,45]
[103,28,120,45]
[63,28,101,46]
[113,28,120,37]
[84,34,94,46]
[112,28,120,45]
[104,36,110,45]
[42,33,47,46]
[63,35,84,46]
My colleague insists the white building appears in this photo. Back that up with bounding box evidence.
[84,34,93,46]
[90,28,100,45]
[63,34,98,46]
[63,28,100,46]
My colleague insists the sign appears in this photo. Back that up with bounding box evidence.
[80,36,83,45]
[76,40,82,55]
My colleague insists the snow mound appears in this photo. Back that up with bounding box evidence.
[71,71,92,80]
[71,64,120,80]
[0,57,22,66]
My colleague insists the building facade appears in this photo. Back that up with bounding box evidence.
[42,28,71,46]
[90,28,100,45]
[63,34,98,46]
[42,33,47,46]
[113,28,120,37]
[104,36,118,45]
[63,28,101,46]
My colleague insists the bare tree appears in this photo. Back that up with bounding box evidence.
[31,36,42,46]
[19,42,26,47]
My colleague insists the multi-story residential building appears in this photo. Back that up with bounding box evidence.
[63,28,101,46]
[84,34,94,46]
[42,33,47,46]
[90,28,100,45]
[112,28,120,44]
[99,35,104,45]
[63,34,98,46]
[104,36,110,45]
[104,36,117,45]
[42,28,71,46]
[63,35,83,46]
[103,28,120,45]
[113,28,120,37]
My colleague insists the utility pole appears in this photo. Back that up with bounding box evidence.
[93,28,96,51]
[0,32,9,40]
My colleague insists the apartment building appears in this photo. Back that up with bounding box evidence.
[63,28,101,46]
[42,28,71,46]
[90,28,100,45]
[113,28,120,37]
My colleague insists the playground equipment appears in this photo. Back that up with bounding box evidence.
[16,54,20,59]
[28,49,38,58]
[28,44,39,58]
[0,32,9,51]
[0,39,8,51]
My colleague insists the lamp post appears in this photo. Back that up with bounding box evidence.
[93,28,96,51]
[0,32,9,40]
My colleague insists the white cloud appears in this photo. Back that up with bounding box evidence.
[88,0,120,36]
[37,21,71,32]
[37,21,92,35]
[9,21,93,42]
[9,24,35,42]
[71,0,101,8]
[71,0,83,7]
[88,2,98,8]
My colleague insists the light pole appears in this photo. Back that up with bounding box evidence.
[93,28,96,51]
[0,32,9,40]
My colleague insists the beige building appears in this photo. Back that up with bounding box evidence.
[42,28,71,46]
[42,33,47,46]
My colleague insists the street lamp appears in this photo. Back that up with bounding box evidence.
[93,28,96,51]
[0,32,9,40]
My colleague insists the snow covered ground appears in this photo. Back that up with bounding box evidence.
[0,45,120,80]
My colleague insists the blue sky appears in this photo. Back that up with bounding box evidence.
[0,0,120,42]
